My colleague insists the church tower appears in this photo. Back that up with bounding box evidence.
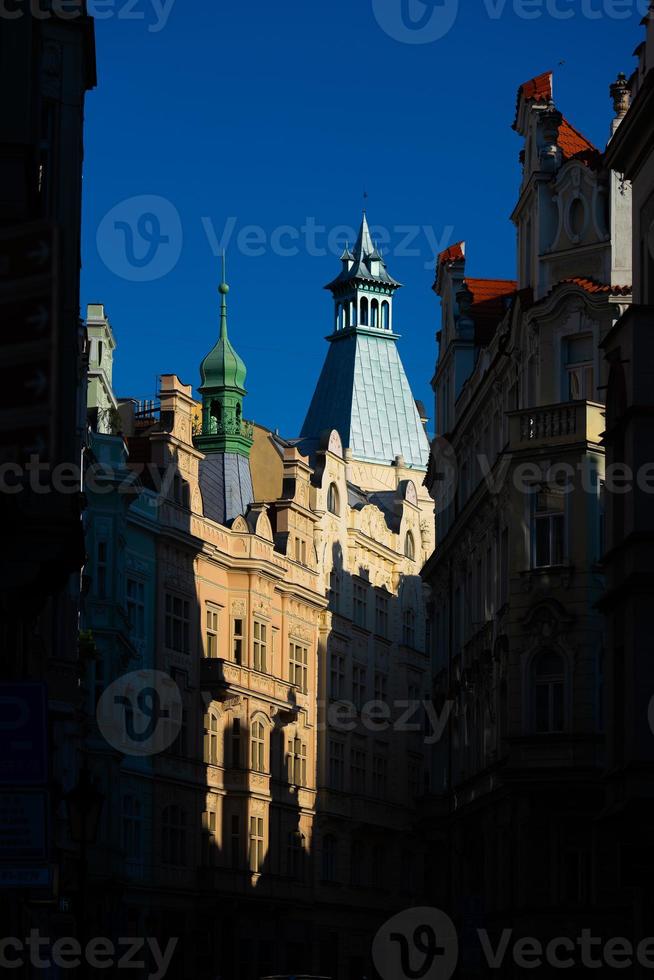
[301,212,430,470]
[194,260,255,525]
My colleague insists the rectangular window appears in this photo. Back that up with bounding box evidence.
[231,718,242,768]
[202,810,217,867]
[564,335,594,401]
[353,581,368,629]
[230,813,241,869]
[372,751,388,798]
[126,579,145,640]
[232,618,243,665]
[402,609,416,648]
[287,737,307,786]
[165,594,190,654]
[122,795,142,862]
[97,541,108,599]
[329,740,345,790]
[350,746,366,792]
[374,671,388,704]
[253,621,268,673]
[204,712,219,765]
[328,570,340,612]
[249,815,264,873]
[375,592,389,637]
[533,492,566,568]
[205,606,219,659]
[289,643,308,693]
[352,664,367,709]
[329,652,345,700]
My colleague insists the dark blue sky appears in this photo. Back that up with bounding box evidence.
[81,0,644,438]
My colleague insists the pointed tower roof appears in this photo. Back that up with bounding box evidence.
[302,212,429,470]
[199,257,247,394]
[325,212,402,290]
[195,258,255,526]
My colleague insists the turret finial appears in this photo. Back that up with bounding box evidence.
[218,251,229,338]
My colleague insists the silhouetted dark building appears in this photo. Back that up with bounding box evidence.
[0,0,96,956]
[601,9,654,963]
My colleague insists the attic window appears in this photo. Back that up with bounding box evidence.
[327,483,340,516]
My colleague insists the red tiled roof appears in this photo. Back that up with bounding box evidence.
[438,242,465,266]
[467,278,517,345]
[467,277,517,313]
[519,71,553,105]
[558,118,599,164]
[561,277,631,296]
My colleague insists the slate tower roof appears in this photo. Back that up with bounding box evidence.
[301,212,430,469]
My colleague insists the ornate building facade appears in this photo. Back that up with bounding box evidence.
[82,220,434,979]
[422,72,633,968]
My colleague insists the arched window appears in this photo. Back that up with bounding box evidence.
[360,296,369,326]
[381,300,390,329]
[251,720,266,773]
[162,805,187,866]
[322,834,337,882]
[405,531,416,561]
[345,303,351,329]
[327,483,340,516]
[371,298,379,328]
[533,651,565,733]
[210,399,222,434]
[336,304,343,331]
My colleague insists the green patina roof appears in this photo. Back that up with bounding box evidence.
[199,279,247,394]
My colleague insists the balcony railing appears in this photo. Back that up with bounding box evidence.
[509,401,605,451]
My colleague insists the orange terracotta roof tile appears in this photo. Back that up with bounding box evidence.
[561,277,631,296]
[467,277,517,312]
[438,242,465,266]
[519,71,553,105]
[558,118,599,163]
[466,278,517,345]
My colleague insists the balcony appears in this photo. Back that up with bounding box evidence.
[200,657,300,716]
[509,400,605,451]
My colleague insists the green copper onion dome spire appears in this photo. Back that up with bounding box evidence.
[195,255,253,459]
[199,255,248,393]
